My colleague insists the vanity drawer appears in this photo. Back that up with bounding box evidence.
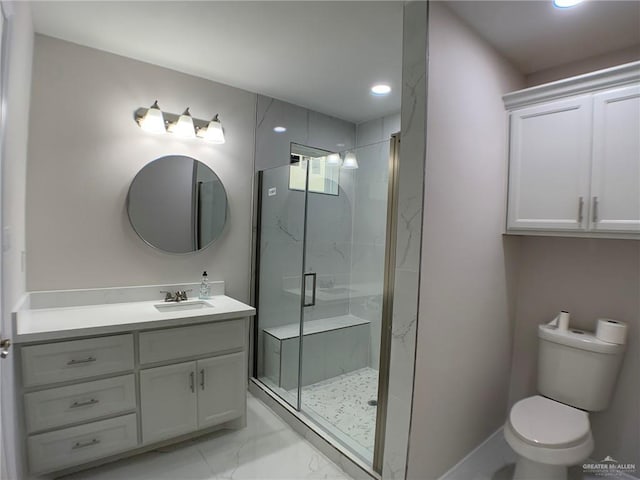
[27,413,138,474]
[25,374,136,433]
[22,335,134,387]
[139,320,244,364]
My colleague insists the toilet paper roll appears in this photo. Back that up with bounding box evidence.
[558,311,570,331]
[596,318,628,345]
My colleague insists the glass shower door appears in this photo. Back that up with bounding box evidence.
[300,140,392,464]
[255,163,306,408]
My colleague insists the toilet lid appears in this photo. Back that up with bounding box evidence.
[509,396,590,447]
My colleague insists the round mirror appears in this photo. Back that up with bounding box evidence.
[127,155,228,253]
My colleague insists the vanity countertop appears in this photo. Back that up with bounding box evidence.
[13,287,255,344]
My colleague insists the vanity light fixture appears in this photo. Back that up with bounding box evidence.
[171,108,197,138]
[342,151,359,169]
[553,0,583,7]
[197,114,226,144]
[137,100,166,134]
[134,102,226,144]
[273,126,287,133]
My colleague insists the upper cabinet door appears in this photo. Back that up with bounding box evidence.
[507,96,592,231]
[590,84,640,233]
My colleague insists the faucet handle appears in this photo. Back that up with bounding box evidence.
[160,291,175,302]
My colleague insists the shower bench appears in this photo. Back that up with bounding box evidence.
[263,315,370,391]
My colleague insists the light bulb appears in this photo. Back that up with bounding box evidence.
[172,108,196,138]
[342,152,358,169]
[203,114,225,144]
[139,100,166,134]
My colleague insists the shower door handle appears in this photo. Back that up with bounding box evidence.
[303,272,317,307]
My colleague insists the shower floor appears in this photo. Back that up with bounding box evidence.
[296,367,379,456]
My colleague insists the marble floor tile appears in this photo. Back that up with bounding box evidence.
[61,393,351,480]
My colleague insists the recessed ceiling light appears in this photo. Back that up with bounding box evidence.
[370,84,391,96]
[553,0,583,8]
[273,126,287,133]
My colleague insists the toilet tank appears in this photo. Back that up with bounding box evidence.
[537,325,625,411]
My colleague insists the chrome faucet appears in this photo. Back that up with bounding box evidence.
[160,290,191,302]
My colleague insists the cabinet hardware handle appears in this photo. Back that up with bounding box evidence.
[72,438,100,450]
[592,196,599,223]
[190,371,195,393]
[578,196,584,223]
[70,398,100,408]
[67,356,96,366]
[200,369,205,390]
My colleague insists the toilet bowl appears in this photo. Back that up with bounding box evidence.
[504,395,594,480]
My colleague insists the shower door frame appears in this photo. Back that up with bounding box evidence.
[251,135,401,474]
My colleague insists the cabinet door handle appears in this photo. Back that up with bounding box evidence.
[72,438,100,450]
[200,369,205,390]
[70,398,99,409]
[592,196,599,223]
[577,196,584,223]
[67,356,96,366]
[189,371,195,393]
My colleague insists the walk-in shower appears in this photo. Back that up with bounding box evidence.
[253,135,399,470]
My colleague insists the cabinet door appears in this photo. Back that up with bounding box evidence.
[507,96,592,231]
[196,352,245,429]
[140,362,197,444]
[590,84,640,232]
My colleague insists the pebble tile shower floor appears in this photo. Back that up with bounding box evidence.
[298,367,379,454]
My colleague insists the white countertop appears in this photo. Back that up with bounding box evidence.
[14,294,255,344]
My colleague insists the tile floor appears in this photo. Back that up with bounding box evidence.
[61,393,351,480]
[299,368,378,454]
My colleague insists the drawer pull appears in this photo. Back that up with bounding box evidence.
[67,356,97,366]
[70,398,100,409]
[72,438,100,450]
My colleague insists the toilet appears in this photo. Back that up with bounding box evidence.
[505,324,625,480]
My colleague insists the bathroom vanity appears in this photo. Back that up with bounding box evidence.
[12,282,255,476]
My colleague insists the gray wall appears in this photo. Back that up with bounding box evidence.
[406,3,524,478]
[1,4,34,478]
[26,35,256,301]
[509,237,640,469]
[526,44,640,87]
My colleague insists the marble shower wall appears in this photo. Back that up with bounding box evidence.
[255,96,357,376]
[382,2,427,478]
[351,114,401,369]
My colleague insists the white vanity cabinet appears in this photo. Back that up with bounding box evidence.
[18,317,248,476]
[504,62,640,237]
[140,352,245,444]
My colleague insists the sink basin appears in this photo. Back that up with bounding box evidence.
[154,300,214,312]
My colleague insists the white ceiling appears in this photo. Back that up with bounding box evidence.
[30,1,404,124]
[446,1,640,74]
[30,1,640,124]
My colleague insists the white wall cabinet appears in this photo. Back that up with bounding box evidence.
[19,318,248,475]
[504,62,640,237]
[590,84,640,233]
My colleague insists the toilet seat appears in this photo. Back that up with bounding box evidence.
[509,395,590,448]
